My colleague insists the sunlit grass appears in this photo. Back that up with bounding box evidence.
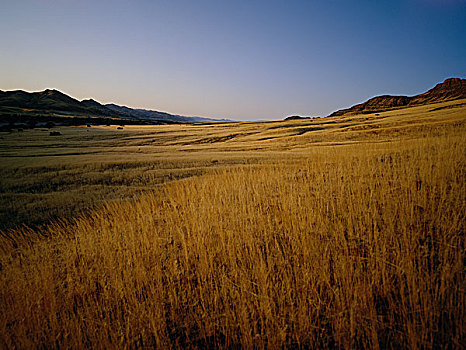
[0,100,465,348]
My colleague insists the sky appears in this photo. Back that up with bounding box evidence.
[1,0,465,121]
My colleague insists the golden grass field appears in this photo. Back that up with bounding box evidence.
[0,99,465,348]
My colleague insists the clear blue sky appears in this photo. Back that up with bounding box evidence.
[1,0,465,120]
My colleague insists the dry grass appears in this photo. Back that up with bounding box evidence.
[1,99,464,231]
[0,100,465,348]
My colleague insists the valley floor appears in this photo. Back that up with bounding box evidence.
[0,99,465,348]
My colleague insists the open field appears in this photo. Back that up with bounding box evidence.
[0,99,465,348]
[1,99,464,231]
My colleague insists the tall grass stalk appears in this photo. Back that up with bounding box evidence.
[0,133,464,348]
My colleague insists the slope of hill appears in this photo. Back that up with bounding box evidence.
[0,89,228,124]
[105,103,228,123]
[330,77,466,116]
[0,89,100,115]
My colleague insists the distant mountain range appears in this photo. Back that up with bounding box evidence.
[3,78,465,126]
[0,89,230,125]
[329,77,466,117]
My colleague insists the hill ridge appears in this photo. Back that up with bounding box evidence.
[329,77,466,117]
[0,89,229,124]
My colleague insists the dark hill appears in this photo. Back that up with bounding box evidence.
[0,89,85,112]
[330,78,466,117]
[0,89,229,124]
[0,89,120,118]
[284,116,310,121]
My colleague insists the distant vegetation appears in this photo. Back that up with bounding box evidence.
[284,115,314,120]
[0,94,465,348]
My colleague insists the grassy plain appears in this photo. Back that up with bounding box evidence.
[0,99,465,348]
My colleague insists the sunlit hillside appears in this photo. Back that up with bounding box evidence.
[1,99,465,348]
